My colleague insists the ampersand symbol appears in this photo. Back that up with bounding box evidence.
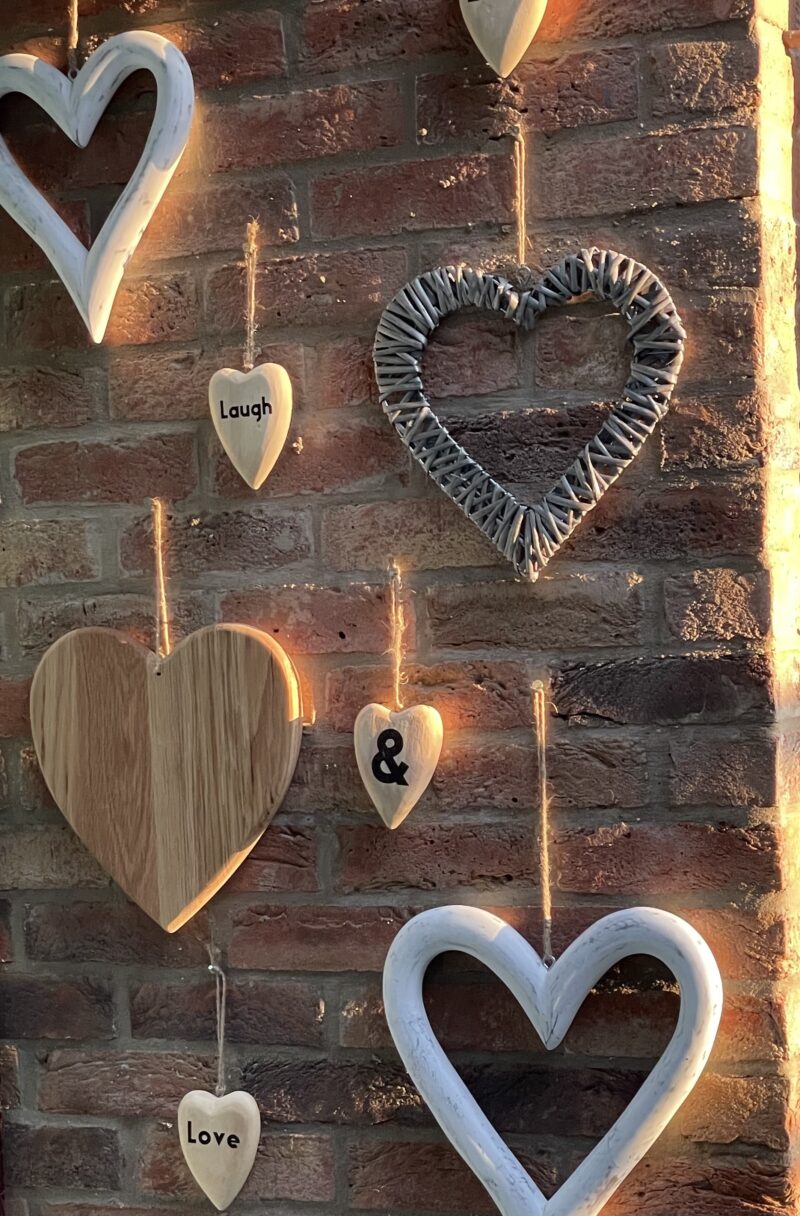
[372,729,409,786]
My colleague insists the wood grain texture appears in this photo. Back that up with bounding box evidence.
[209,363,293,490]
[354,703,443,829]
[30,625,302,932]
[459,0,548,76]
[178,1090,261,1211]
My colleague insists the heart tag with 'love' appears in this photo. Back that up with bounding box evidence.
[354,703,443,829]
[210,364,293,490]
[178,1090,260,1210]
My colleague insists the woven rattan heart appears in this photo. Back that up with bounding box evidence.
[373,248,685,581]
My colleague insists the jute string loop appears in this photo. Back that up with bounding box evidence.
[513,127,527,267]
[532,681,554,966]
[207,954,228,1098]
[388,563,405,712]
[151,498,171,661]
[67,0,80,78]
[243,219,260,372]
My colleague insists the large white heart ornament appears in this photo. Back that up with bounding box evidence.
[383,905,722,1216]
[460,0,549,77]
[210,364,293,490]
[0,32,194,343]
[178,1090,261,1211]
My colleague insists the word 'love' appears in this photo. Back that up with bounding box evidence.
[186,1120,241,1149]
[218,396,272,424]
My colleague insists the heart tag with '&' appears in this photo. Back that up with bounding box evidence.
[210,363,293,490]
[354,703,443,829]
[178,1090,261,1211]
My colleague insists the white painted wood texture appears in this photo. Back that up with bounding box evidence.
[459,0,549,76]
[178,1090,261,1211]
[209,364,293,490]
[354,703,443,829]
[0,32,194,343]
[384,905,722,1216]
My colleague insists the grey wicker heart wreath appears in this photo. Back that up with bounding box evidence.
[373,248,685,582]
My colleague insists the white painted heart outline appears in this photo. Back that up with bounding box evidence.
[383,905,722,1216]
[0,31,194,343]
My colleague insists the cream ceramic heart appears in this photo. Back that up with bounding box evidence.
[210,364,293,490]
[178,1090,260,1211]
[0,32,194,343]
[30,624,302,931]
[460,0,548,76]
[374,250,685,582]
[384,905,722,1216]
[354,703,443,829]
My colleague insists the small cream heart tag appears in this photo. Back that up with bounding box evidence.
[354,703,443,829]
[210,364,292,490]
[178,1090,260,1211]
[459,0,548,76]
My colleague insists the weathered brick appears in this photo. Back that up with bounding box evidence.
[650,40,758,117]
[229,905,415,971]
[300,0,471,72]
[0,977,114,1039]
[556,821,781,895]
[0,828,108,890]
[39,1050,216,1117]
[137,177,299,261]
[284,743,372,814]
[221,584,403,655]
[662,393,763,469]
[0,366,103,433]
[0,900,11,963]
[680,1074,788,1150]
[154,9,286,89]
[664,568,769,641]
[0,677,30,737]
[604,1155,792,1216]
[131,977,324,1045]
[224,825,320,893]
[17,591,209,657]
[323,500,499,571]
[0,520,99,588]
[15,434,196,505]
[202,81,403,173]
[0,203,90,275]
[3,1124,121,1189]
[421,313,522,397]
[25,901,208,965]
[120,507,313,577]
[308,337,376,409]
[1,1044,19,1109]
[668,733,776,807]
[312,153,515,239]
[535,0,749,43]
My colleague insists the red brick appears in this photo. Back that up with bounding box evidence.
[548,737,649,809]
[650,40,758,117]
[15,434,196,505]
[206,247,407,332]
[211,418,405,498]
[224,824,320,893]
[137,176,299,261]
[0,366,103,433]
[120,506,313,577]
[1,1044,19,1109]
[0,900,11,964]
[221,583,402,655]
[228,904,416,971]
[0,677,30,737]
[283,743,372,814]
[604,1155,792,1216]
[533,310,631,392]
[0,977,114,1039]
[680,1074,788,1150]
[556,821,781,895]
[3,108,153,194]
[39,1050,216,1117]
[25,901,208,965]
[538,127,756,218]
[423,313,523,397]
[131,977,324,1045]
[139,1125,334,1201]
[153,9,286,89]
[417,50,638,143]
[312,153,515,238]
[17,591,209,657]
[0,519,99,587]
[0,203,90,275]
[679,295,758,388]
[3,1124,121,1189]
[0,828,108,890]
[323,499,500,571]
[536,0,749,42]
[426,573,645,649]
[202,81,403,173]
[309,337,376,409]
[668,732,776,807]
[300,0,471,72]
[18,747,55,812]
[662,393,763,469]
[648,203,760,290]
[664,568,769,641]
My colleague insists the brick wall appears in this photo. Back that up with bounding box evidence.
[1,1,798,1214]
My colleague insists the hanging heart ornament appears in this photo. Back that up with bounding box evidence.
[384,905,722,1216]
[0,32,194,343]
[460,0,549,77]
[373,249,685,582]
[210,364,293,490]
[178,1090,261,1211]
[354,703,444,829]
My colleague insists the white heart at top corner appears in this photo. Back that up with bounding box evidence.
[178,1089,261,1211]
[383,905,723,1216]
[209,363,293,490]
[459,0,549,77]
[0,31,194,344]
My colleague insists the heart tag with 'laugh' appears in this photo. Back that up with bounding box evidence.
[460,0,549,77]
[178,1090,261,1211]
[210,364,293,490]
[354,703,443,829]
[30,624,302,932]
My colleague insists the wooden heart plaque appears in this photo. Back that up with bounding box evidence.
[30,625,302,931]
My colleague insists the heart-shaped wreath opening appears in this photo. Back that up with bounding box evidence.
[373,248,685,582]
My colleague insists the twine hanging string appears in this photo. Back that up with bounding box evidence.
[207,952,228,1098]
[243,219,260,372]
[67,0,80,78]
[513,127,527,267]
[388,562,405,712]
[532,681,554,965]
[151,498,172,661]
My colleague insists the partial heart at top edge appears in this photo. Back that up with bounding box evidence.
[354,703,444,829]
[209,363,293,490]
[178,1089,261,1211]
[0,32,194,342]
[30,624,303,932]
[459,0,549,76]
[384,905,722,1216]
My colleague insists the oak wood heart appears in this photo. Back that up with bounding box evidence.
[30,625,302,931]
